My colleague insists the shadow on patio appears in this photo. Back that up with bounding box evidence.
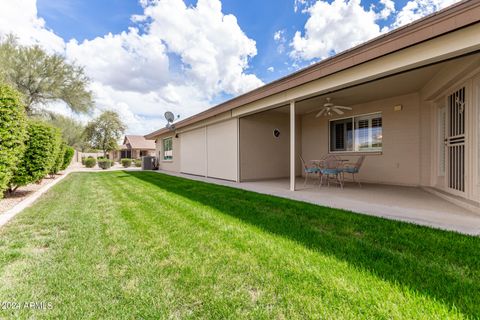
[124,171,480,318]
[238,178,480,235]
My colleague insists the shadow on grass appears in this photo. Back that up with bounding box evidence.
[125,171,480,317]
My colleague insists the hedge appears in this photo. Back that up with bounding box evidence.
[0,84,27,197]
[121,158,132,168]
[50,140,66,175]
[9,121,61,191]
[84,157,96,168]
[61,146,74,170]
[98,159,113,170]
[134,159,142,167]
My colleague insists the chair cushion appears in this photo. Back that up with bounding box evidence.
[320,168,340,175]
[342,167,358,173]
[305,168,319,173]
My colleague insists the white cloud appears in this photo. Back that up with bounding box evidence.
[290,0,381,60]
[137,0,263,98]
[392,0,459,27]
[290,0,461,62]
[0,0,263,135]
[294,0,314,13]
[378,0,395,19]
[66,28,170,93]
[267,66,274,72]
[274,30,284,41]
[273,29,287,54]
[0,0,64,52]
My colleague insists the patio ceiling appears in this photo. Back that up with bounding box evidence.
[273,62,443,115]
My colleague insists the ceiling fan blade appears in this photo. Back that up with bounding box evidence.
[332,108,344,115]
[333,105,352,110]
[315,108,326,117]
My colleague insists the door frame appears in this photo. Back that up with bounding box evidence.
[432,66,480,202]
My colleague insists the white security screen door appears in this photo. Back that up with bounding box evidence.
[446,87,466,193]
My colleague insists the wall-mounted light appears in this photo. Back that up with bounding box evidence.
[393,105,403,112]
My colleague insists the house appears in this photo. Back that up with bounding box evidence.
[145,1,480,212]
[110,135,156,161]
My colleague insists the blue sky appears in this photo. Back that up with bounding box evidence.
[37,0,410,82]
[36,0,301,81]
[1,0,457,134]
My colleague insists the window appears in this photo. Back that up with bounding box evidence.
[163,137,173,160]
[329,113,382,153]
[120,150,132,159]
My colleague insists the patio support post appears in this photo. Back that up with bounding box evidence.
[290,100,296,191]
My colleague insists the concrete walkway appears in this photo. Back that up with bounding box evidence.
[154,170,480,236]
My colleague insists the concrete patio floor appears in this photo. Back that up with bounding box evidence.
[155,170,480,236]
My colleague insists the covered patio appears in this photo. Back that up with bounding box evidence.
[238,52,480,213]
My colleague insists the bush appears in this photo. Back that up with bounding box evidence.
[0,83,28,197]
[121,158,132,168]
[61,146,74,170]
[9,121,61,191]
[134,159,142,167]
[50,139,66,175]
[97,159,112,170]
[84,157,96,168]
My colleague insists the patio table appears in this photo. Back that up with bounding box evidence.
[310,159,348,167]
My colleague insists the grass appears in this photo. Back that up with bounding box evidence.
[0,171,479,319]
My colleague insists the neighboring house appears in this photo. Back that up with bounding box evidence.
[110,135,156,161]
[145,1,480,211]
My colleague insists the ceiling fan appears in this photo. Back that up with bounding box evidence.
[315,97,352,117]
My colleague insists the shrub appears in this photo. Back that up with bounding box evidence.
[50,139,66,176]
[0,83,27,197]
[84,157,96,168]
[9,121,60,191]
[61,146,74,170]
[134,159,142,167]
[121,158,132,168]
[97,159,112,170]
[81,157,86,165]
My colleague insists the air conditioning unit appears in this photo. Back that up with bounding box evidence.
[141,156,157,170]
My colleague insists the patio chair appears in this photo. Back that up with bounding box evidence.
[299,155,320,186]
[319,155,344,189]
[341,155,365,187]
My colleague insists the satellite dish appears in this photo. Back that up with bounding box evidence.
[164,111,175,123]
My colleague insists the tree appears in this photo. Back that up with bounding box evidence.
[0,83,27,197]
[83,111,126,157]
[45,113,87,150]
[9,120,61,192]
[0,36,93,116]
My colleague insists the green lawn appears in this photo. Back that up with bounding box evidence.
[0,171,479,319]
